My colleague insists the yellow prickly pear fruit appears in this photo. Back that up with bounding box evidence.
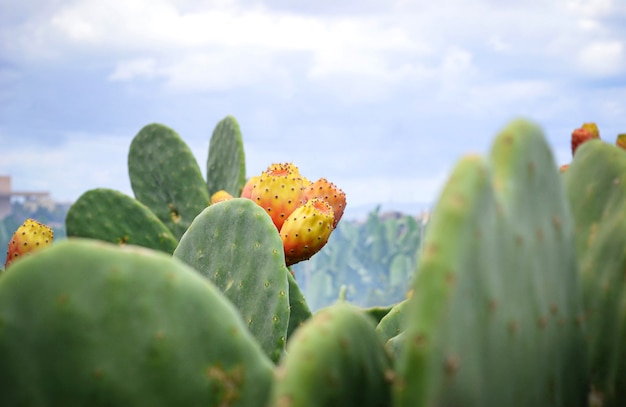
[616,134,626,151]
[303,178,347,228]
[250,163,308,231]
[280,198,334,267]
[5,218,54,269]
[210,190,233,204]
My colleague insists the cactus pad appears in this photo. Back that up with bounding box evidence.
[206,115,247,198]
[270,301,393,407]
[65,188,178,254]
[0,239,273,406]
[173,198,290,363]
[128,123,210,239]
[564,140,626,406]
[394,119,588,406]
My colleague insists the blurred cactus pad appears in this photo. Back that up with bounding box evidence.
[0,116,621,405]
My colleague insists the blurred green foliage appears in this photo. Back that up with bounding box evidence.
[292,206,427,311]
[1,200,425,312]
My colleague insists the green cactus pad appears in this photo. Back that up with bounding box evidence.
[286,271,312,340]
[376,298,408,343]
[0,239,273,406]
[394,119,588,407]
[206,115,247,198]
[270,301,393,407]
[65,188,178,254]
[173,198,290,363]
[564,140,626,406]
[376,299,409,361]
[363,304,396,325]
[128,123,210,239]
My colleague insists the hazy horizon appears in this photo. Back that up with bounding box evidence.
[2,1,624,209]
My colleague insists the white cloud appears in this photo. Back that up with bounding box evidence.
[2,0,626,210]
[487,36,513,52]
[109,58,158,81]
[567,0,616,18]
[577,41,625,77]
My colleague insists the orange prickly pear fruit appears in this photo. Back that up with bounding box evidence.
[616,134,626,150]
[302,178,346,228]
[280,198,334,266]
[5,218,54,269]
[210,190,233,204]
[240,175,260,199]
[559,164,569,173]
[571,127,595,156]
[250,163,308,231]
[581,122,600,139]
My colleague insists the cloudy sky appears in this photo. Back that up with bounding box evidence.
[1,0,625,218]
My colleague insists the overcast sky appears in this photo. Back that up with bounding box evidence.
[1,0,625,217]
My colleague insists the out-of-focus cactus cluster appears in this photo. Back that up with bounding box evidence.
[0,117,624,407]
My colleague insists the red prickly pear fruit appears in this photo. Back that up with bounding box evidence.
[241,176,260,199]
[571,127,595,156]
[302,178,346,228]
[5,218,54,269]
[250,163,308,231]
[616,134,626,151]
[210,190,233,204]
[581,122,600,139]
[280,198,334,266]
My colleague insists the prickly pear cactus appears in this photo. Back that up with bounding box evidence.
[269,301,393,407]
[0,239,273,406]
[173,198,291,362]
[394,119,588,407]
[128,123,210,239]
[376,299,408,344]
[563,140,626,406]
[206,116,246,198]
[286,271,312,340]
[66,188,178,254]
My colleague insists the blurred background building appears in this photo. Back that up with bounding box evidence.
[0,175,53,219]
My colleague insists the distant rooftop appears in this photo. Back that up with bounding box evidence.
[0,175,50,219]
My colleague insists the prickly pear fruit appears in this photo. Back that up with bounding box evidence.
[240,176,259,199]
[572,126,599,156]
[581,122,600,139]
[269,301,392,407]
[0,239,274,406]
[280,198,334,266]
[5,218,53,269]
[616,134,626,150]
[250,163,308,231]
[302,178,346,228]
[210,190,233,204]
